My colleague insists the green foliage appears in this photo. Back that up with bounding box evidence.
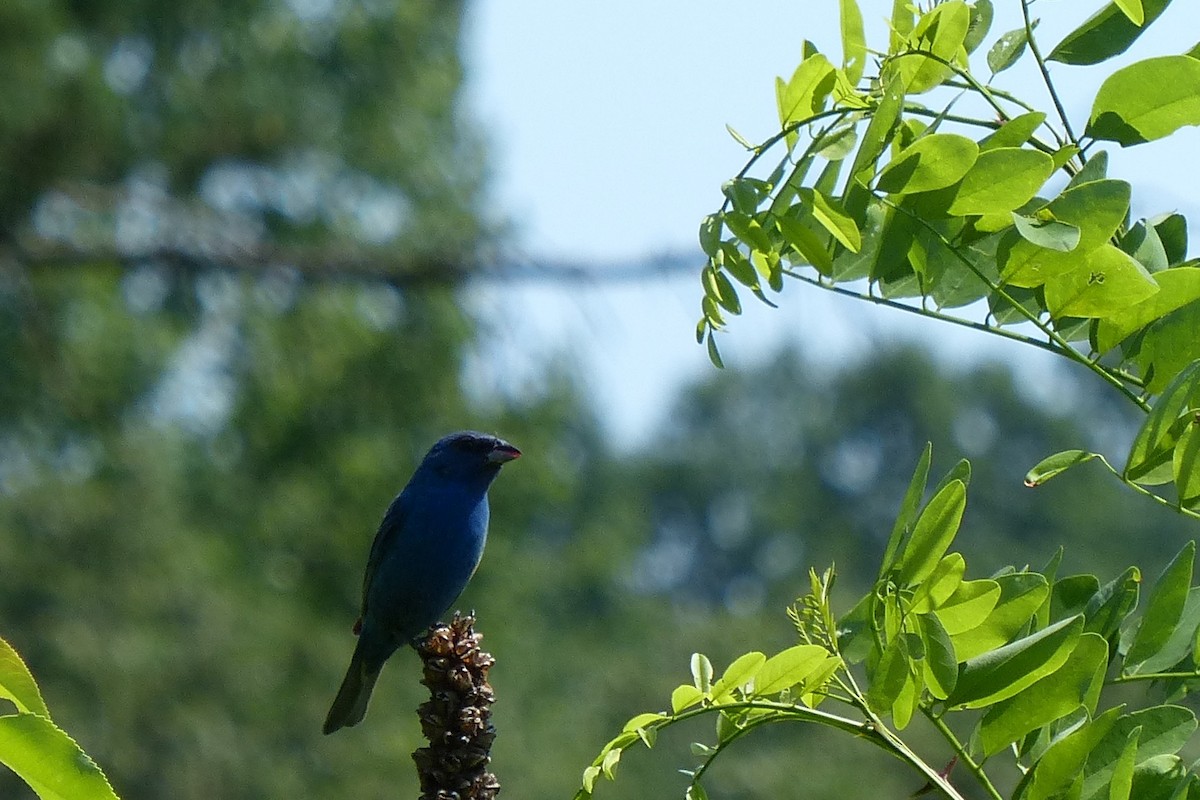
[697,0,1200,515]
[0,638,118,800]
[578,452,1200,800]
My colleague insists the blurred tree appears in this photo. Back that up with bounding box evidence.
[1,0,482,276]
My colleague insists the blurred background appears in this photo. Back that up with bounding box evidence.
[1,1,1198,798]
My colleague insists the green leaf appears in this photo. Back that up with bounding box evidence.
[1095,267,1200,352]
[1125,361,1200,483]
[1010,214,1082,253]
[777,214,835,275]
[946,147,1054,216]
[710,652,766,702]
[622,712,667,734]
[799,188,861,252]
[911,553,967,613]
[935,578,1002,635]
[754,645,833,695]
[1133,586,1200,674]
[919,612,958,698]
[1120,219,1169,273]
[899,1,972,93]
[1001,179,1132,287]
[0,638,50,718]
[867,633,912,716]
[845,69,907,217]
[1020,706,1123,800]
[705,330,724,369]
[1151,212,1189,265]
[896,479,967,585]
[1127,542,1195,668]
[975,632,1108,757]
[691,652,714,694]
[1114,0,1145,25]
[988,26,1030,74]
[1049,0,1175,66]
[671,684,704,713]
[952,573,1050,660]
[776,54,837,128]
[840,0,867,84]
[1087,56,1200,146]
[1096,726,1140,800]
[881,442,932,577]
[1024,450,1100,487]
[1043,244,1160,319]
[1083,707,1196,799]
[1173,419,1200,506]
[948,615,1083,709]
[698,215,723,258]
[980,112,1047,150]
[1085,567,1141,643]
[1137,301,1200,394]
[876,134,979,195]
[0,714,120,800]
[964,0,994,55]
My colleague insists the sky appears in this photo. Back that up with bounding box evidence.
[460,1,1200,447]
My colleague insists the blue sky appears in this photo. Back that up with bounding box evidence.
[461,1,1200,447]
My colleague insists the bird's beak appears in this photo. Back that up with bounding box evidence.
[487,443,521,464]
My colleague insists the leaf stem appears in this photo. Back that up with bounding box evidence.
[923,710,1005,800]
[1019,0,1081,153]
[1110,670,1200,684]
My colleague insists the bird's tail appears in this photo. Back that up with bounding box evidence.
[323,642,383,735]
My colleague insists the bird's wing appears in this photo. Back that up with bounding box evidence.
[359,490,409,621]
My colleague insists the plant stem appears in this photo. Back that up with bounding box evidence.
[1020,0,1081,152]
[665,700,969,800]
[1110,670,1200,684]
[923,710,1005,800]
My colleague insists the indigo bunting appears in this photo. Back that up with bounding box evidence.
[323,431,520,734]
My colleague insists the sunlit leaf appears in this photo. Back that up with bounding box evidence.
[0,638,49,718]
[975,632,1107,757]
[755,645,835,696]
[896,479,967,585]
[840,0,867,84]
[952,573,1050,660]
[799,188,861,252]
[0,714,120,800]
[949,615,1083,709]
[1043,244,1159,319]
[946,147,1054,216]
[1024,450,1100,487]
[898,1,971,93]
[911,553,966,613]
[876,134,979,195]
[935,578,1001,635]
[980,112,1047,150]
[1087,56,1200,146]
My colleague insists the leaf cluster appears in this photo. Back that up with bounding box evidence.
[579,448,1200,800]
[698,0,1200,407]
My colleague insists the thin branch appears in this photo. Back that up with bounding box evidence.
[923,710,1005,800]
[1020,0,1082,152]
[5,240,703,287]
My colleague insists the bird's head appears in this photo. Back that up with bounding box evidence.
[419,431,521,482]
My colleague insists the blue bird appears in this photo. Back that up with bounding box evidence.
[323,431,520,734]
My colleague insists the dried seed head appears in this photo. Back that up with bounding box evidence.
[413,613,499,800]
